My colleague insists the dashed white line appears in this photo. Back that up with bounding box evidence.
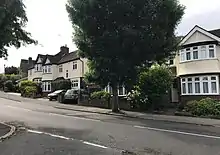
[27,129,108,149]
[134,125,220,139]
[83,141,108,149]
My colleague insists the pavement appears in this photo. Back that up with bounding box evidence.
[0,95,220,154]
[2,92,220,127]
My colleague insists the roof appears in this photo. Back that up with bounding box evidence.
[208,29,220,38]
[179,25,220,45]
[58,51,80,64]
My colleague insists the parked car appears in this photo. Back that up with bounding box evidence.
[63,89,80,104]
[48,90,66,101]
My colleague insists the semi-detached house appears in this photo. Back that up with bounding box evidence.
[170,25,220,104]
[28,46,89,94]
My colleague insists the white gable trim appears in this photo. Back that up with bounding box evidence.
[45,58,51,64]
[36,57,42,63]
[180,26,220,45]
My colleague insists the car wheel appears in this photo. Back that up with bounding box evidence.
[49,98,52,101]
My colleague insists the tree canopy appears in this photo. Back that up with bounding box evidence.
[4,66,19,75]
[0,0,36,58]
[66,0,185,112]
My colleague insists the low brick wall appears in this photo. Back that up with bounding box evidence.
[79,97,131,110]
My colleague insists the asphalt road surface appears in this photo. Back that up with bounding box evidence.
[0,98,220,155]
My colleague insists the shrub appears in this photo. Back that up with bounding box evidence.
[137,65,173,110]
[184,98,220,116]
[4,80,14,92]
[24,86,37,97]
[91,91,111,101]
[20,80,37,96]
[51,79,71,91]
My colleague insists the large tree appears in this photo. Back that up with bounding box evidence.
[5,66,19,75]
[0,0,36,58]
[66,0,185,112]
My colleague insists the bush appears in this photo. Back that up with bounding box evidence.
[137,65,173,110]
[184,98,220,116]
[51,79,71,91]
[20,80,37,96]
[4,80,14,92]
[24,86,37,97]
[91,91,111,101]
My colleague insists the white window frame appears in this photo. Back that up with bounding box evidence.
[181,75,219,95]
[104,84,127,96]
[180,44,216,62]
[71,79,79,88]
[43,65,52,74]
[42,81,51,92]
[73,61,77,70]
[59,65,63,73]
[35,64,42,72]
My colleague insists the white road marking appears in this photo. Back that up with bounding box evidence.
[27,129,108,149]
[6,105,32,112]
[27,130,43,134]
[83,141,108,149]
[134,125,220,139]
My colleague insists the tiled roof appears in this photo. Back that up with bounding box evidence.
[58,51,80,64]
[208,29,220,38]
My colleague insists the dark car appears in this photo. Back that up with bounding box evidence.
[63,89,80,104]
[48,90,66,101]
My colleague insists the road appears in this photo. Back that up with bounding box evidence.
[0,98,220,155]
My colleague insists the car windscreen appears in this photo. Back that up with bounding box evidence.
[54,90,63,94]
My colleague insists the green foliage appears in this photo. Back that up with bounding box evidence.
[5,66,19,74]
[24,86,37,97]
[4,80,14,92]
[66,0,184,111]
[91,91,111,101]
[51,79,71,91]
[20,80,37,95]
[0,0,37,57]
[185,98,220,116]
[137,65,173,110]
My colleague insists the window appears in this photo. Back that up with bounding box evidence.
[104,84,127,96]
[43,65,52,73]
[180,44,216,62]
[181,76,219,95]
[73,61,77,70]
[42,82,51,92]
[66,70,68,78]
[169,59,174,65]
[186,52,191,60]
[193,51,198,59]
[35,64,42,72]
[71,80,79,88]
[59,65,63,73]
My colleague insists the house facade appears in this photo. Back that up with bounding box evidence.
[27,46,88,94]
[171,25,220,104]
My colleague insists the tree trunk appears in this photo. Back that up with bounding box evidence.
[112,85,120,112]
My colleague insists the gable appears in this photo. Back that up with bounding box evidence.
[36,57,42,63]
[180,26,220,46]
[183,31,215,45]
[45,58,51,64]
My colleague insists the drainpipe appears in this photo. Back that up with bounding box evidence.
[79,59,84,76]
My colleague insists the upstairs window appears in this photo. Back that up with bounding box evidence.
[35,64,42,72]
[59,65,63,73]
[43,65,52,73]
[73,61,77,70]
[66,70,69,78]
[180,44,216,62]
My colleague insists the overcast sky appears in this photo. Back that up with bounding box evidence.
[1,0,220,73]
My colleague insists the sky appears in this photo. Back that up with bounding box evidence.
[1,0,220,73]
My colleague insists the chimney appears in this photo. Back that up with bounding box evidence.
[28,57,32,64]
[60,45,69,55]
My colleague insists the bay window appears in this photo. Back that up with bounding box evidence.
[104,84,127,96]
[43,65,52,73]
[180,44,216,62]
[35,64,42,72]
[181,76,219,95]
[71,79,79,88]
[42,82,51,92]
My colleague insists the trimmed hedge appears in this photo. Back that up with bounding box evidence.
[184,98,220,116]
[20,80,38,97]
[90,91,111,101]
[51,79,71,91]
